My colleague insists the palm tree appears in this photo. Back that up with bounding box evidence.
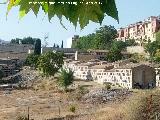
[58,68,74,92]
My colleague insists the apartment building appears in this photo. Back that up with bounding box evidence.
[117,16,160,44]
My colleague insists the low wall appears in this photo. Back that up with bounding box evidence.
[127,46,145,54]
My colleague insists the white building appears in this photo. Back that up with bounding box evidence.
[64,59,156,89]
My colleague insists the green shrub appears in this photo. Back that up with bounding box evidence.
[69,105,76,113]
[104,82,111,90]
[58,68,74,92]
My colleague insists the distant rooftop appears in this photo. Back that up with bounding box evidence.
[42,47,80,53]
[0,44,34,53]
[115,63,152,69]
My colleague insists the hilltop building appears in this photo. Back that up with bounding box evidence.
[117,16,160,45]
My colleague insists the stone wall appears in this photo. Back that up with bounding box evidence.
[126,46,145,54]
[132,65,156,88]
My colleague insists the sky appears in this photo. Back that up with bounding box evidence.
[0,0,160,47]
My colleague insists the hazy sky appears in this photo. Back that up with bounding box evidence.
[0,0,160,47]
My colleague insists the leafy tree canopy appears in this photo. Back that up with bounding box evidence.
[25,53,40,68]
[21,37,36,44]
[38,51,64,76]
[110,40,126,52]
[106,49,122,62]
[7,0,118,29]
[145,41,160,58]
[156,31,160,43]
[10,36,40,45]
[10,38,22,44]
[105,41,127,62]
[153,49,160,63]
[72,25,117,50]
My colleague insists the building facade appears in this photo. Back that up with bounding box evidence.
[117,16,160,44]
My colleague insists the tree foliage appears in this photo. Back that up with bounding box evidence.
[10,36,39,45]
[10,38,22,44]
[110,41,127,51]
[131,53,146,63]
[106,41,127,62]
[72,25,117,50]
[25,53,40,68]
[154,49,160,62]
[125,39,138,46]
[21,37,36,44]
[156,31,160,42]
[58,68,74,91]
[106,49,122,62]
[7,0,118,29]
[34,39,41,55]
[38,51,64,76]
[145,41,160,60]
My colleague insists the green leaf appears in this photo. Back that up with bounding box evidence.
[100,0,119,22]
[19,10,26,19]
[7,0,119,29]
[31,4,40,16]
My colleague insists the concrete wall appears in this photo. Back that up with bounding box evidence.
[126,46,145,54]
[0,52,28,60]
[132,65,156,88]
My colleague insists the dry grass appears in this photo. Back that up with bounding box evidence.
[122,88,160,120]
[1,77,160,120]
[32,79,59,91]
[86,88,160,120]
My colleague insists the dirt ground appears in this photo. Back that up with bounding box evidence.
[0,80,126,120]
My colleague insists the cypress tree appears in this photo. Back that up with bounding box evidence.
[61,40,64,48]
[34,39,41,55]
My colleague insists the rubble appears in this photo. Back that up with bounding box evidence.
[82,88,132,104]
[16,66,41,88]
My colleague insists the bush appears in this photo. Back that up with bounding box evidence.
[69,105,76,113]
[58,68,74,92]
[104,82,111,90]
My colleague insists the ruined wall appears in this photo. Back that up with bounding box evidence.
[132,65,156,88]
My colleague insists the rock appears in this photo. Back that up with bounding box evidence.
[82,88,132,104]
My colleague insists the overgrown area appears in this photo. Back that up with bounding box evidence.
[1,72,160,120]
